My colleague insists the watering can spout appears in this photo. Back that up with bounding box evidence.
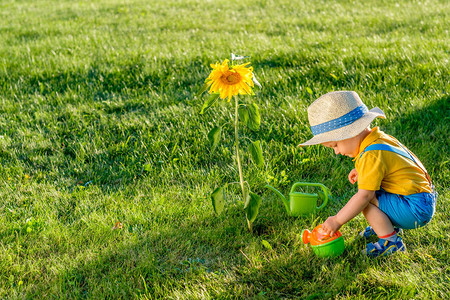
[264,184,290,213]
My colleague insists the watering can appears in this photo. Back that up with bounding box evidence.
[302,224,345,257]
[264,182,330,217]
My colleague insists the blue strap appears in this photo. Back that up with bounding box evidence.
[359,144,414,161]
[360,143,432,186]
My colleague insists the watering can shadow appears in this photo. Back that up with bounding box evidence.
[264,182,331,217]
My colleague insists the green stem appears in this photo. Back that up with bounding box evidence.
[234,96,245,199]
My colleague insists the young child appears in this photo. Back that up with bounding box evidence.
[299,91,437,257]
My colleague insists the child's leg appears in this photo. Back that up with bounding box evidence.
[362,198,395,237]
[362,196,406,257]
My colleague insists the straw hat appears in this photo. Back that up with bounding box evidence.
[299,91,386,146]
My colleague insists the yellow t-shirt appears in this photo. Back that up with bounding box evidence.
[354,127,432,195]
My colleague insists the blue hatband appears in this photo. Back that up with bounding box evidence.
[310,104,368,135]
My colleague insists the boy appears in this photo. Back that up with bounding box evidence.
[299,91,437,257]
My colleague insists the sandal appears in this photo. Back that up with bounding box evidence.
[359,226,403,238]
[365,237,406,257]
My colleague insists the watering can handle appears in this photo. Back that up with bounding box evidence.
[290,182,329,210]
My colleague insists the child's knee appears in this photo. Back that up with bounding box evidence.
[369,195,380,207]
[362,195,379,216]
[362,202,378,217]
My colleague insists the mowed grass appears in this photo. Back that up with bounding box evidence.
[0,0,449,298]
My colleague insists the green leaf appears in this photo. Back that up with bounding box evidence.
[207,126,221,150]
[211,186,226,215]
[143,163,152,172]
[248,140,264,168]
[200,93,220,114]
[245,192,262,223]
[247,103,261,131]
[196,82,210,97]
[261,239,272,250]
[329,73,338,80]
[306,87,313,94]
[243,187,251,209]
[238,105,249,125]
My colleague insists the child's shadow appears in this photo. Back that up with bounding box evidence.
[385,94,449,186]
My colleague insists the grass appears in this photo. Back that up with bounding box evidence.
[0,0,449,298]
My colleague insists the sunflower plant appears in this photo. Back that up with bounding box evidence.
[197,54,264,232]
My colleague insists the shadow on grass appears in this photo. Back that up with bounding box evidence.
[5,53,447,198]
[6,57,447,297]
[385,93,449,189]
[39,212,420,299]
[29,203,378,299]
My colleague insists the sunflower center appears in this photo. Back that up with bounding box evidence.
[221,71,241,85]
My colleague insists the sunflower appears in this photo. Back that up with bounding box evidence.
[205,59,254,101]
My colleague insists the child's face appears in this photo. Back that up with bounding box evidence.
[321,137,360,158]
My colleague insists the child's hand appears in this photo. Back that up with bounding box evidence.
[348,169,358,184]
[322,216,342,237]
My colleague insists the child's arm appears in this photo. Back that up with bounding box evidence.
[322,189,376,236]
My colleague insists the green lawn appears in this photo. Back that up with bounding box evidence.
[0,0,449,298]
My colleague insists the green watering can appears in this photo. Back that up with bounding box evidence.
[265,182,331,217]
